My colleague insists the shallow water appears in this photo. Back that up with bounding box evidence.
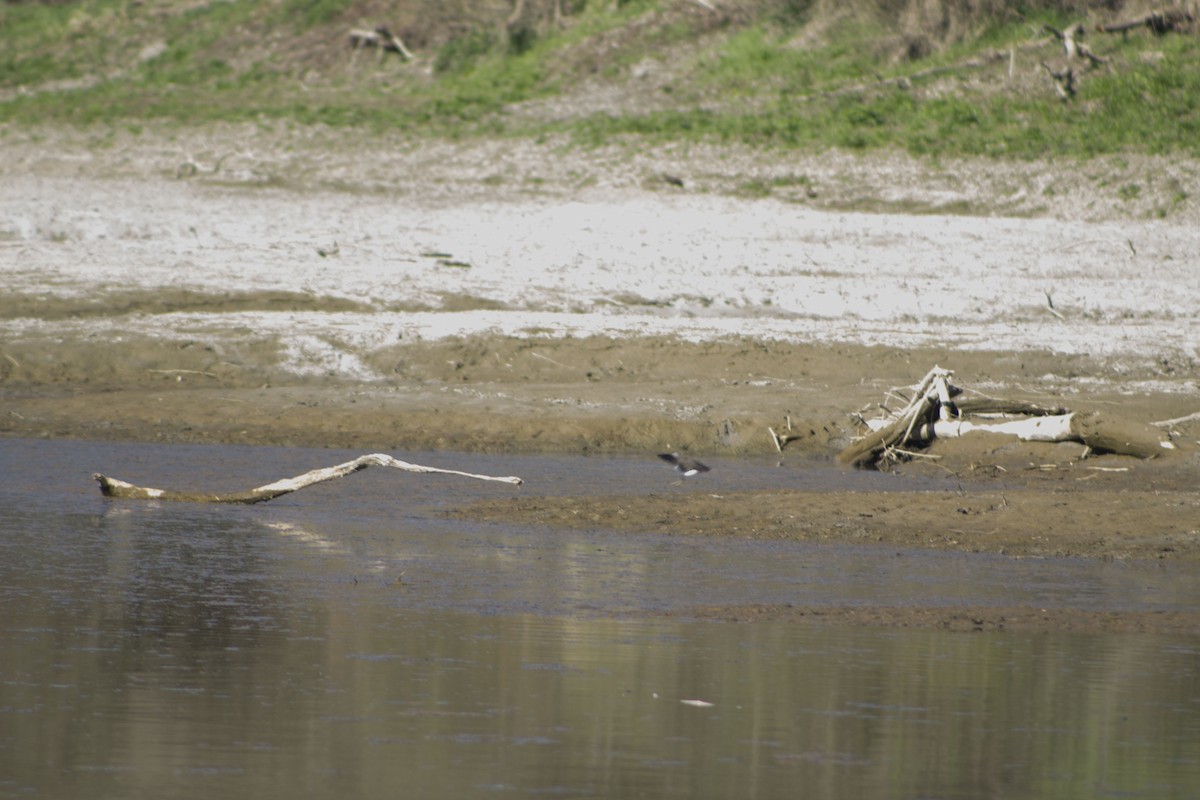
[2,439,1199,799]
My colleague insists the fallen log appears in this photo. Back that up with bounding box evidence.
[953,398,1070,417]
[927,411,1174,457]
[1099,9,1195,36]
[93,453,523,504]
[925,414,1076,443]
[1068,410,1174,459]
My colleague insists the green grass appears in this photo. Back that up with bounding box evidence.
[2,0,1199,160]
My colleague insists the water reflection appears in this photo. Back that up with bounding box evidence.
[2,438,1199,799]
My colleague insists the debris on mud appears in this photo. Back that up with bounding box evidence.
[836,365,1176,468]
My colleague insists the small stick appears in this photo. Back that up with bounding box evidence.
[147,369,218,378]
[530,352,571,369]
[1044,290,1065,320]
[1153,410,1200,427]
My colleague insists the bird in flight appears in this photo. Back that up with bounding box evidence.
[658,452,711,485]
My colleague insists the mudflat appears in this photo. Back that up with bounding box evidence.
[3,124,1198,633]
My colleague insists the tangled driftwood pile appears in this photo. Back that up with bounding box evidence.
[1041,7,1196,99]
[836,366,1175,468]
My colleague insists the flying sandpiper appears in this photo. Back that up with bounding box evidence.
[658,452,711,485]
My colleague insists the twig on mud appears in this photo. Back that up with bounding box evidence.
[884,446,942,461]
[1049,237,1122,253]
[1153,410,1200,427]
[1044,289,1065,320]
[768,426,805,453]
[148,369,218,378]
[530,352,571,369]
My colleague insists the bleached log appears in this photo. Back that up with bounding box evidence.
[927,411,1173,457]
[925,414,1076,442]
[94,453,522,504]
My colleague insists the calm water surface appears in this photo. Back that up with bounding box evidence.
[2,439,1198,799]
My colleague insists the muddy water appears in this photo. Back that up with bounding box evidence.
[2,439,1199,798]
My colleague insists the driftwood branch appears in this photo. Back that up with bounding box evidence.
[348,26,414,60]
[93,453,522,504]
[838,366,952,466]
[1041,21,1110,100]
[1043,23,1108,65]
[1042,61,1077,100]
[1153,409,1200,428]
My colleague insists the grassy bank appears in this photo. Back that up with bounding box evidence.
[2,0,1198,159]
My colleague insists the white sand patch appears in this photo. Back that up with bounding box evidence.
[3,172,1199,379]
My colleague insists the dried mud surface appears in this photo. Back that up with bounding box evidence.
[3,124,1199,634]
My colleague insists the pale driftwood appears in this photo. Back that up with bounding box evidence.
[925,414,1076,443]
[1044,23,1109,66]
[841,366,1175,466]
[874,408,1173,458]
[840,395,935,466]
[1041,21,1110,100]
[93,453,522,504]
[348,26,413,60]
[1042,61,1077,100]
[1044,23,1083,58]
[1153,410,1200,428]
[839,366,952,466]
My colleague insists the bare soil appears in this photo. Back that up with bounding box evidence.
[3,124,1199,634]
